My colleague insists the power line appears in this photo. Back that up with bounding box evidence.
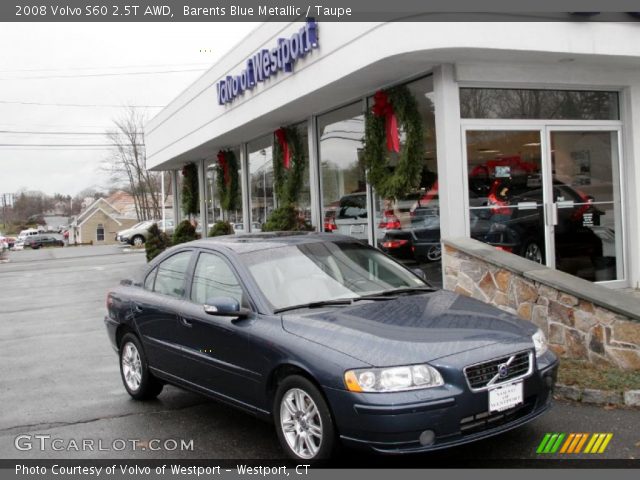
[0,68,207,81]
[0,100,164,108]
[0,130,140,135]
[0,143,143,147]
[0,62,211,74]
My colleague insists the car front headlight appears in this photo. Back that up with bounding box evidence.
[532,329,548,357]
[344,364,444,393]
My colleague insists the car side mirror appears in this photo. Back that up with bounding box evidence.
[203,296,250,318]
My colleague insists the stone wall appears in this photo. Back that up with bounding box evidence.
[443,238,640,370]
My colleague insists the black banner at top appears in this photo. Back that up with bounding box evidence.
[3,0,640,22]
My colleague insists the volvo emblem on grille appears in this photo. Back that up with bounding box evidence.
[497,363,509,378]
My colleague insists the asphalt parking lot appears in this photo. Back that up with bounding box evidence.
[0,247,638,465]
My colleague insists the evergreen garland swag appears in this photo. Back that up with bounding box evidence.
[181,162,200,217]
[215,150,240,212]
[273,126,306,206]
[363,85,424,199]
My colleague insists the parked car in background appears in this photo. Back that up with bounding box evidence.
[105,232,557,460]
[116,219,175,246]
[232,222,262,233]
[380,178,604,274]
[17,228,39,241]
[0,234,16,249]
[23,234,64,249]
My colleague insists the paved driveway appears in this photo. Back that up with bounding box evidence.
[0,248,638,464]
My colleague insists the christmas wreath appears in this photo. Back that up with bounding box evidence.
[216,150,240,212]
[273,126,306,206]
[181,162,199,217]
[363,85,424,199]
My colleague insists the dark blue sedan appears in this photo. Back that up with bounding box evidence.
[104,232,558,459]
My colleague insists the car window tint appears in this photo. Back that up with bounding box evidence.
[153,251,192,298]
[144,267,157,291]
[191,252,244,305]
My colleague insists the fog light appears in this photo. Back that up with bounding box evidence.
[419,430,435,446]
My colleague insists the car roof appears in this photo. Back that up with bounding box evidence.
[187,231,359,254]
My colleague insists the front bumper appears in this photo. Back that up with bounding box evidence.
[324,352,558,454]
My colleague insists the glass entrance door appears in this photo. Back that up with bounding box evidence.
[547,129,623,282]
[464,127,625,283]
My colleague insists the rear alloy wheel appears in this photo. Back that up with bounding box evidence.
[522,240,544,264]
[274,376,335,460]
[425,245,442,262]
[131,235,144,247]
[119,333,163,400]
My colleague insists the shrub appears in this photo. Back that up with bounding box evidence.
[145,224,171,262]
[208,220,234,237]
[172,220,198,245]
[262,205,313,232]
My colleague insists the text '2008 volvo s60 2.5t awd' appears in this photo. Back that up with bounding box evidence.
[104,232,558,460]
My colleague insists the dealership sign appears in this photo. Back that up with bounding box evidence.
[216,19,319,105]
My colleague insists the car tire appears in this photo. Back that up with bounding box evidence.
[425,245,442,262]
[131,235,144,247]
[119,333,163,400]
[274,375,336,460]
[521,239,544,264]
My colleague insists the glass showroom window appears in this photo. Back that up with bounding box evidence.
[370,76,441,286]
[461,88,624,282]
[96,223,105,242]
[205,148,242,229]
[317,102,367,240]
[248,135,275,231]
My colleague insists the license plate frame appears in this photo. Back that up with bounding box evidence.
[488,381,523,413]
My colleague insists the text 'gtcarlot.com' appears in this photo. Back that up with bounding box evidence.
[14,434,194,452]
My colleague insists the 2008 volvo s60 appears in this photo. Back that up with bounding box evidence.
[104,232,558,459]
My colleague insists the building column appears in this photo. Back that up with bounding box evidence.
[198,159,207,238]
[240,143,250,232]
[307,116,321,230]
[434,64,466,239]
[171,169,179,226]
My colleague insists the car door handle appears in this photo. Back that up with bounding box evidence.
[179,316,193,328]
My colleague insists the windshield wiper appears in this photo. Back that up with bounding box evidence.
[367,286,437,297]
[274,299,353,314]
[274,294,401,314]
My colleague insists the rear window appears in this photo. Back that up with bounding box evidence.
[338,195,367,219]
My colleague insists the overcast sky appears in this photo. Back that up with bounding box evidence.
[0,22,258,196]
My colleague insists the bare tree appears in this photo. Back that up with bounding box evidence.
[104,107,162,221]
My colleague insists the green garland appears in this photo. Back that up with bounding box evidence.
[215,150,240,212]
[363,85,424,199]
[181,162,199,217]
[273,126,306,206]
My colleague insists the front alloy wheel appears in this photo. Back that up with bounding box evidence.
[132,235,144,247]
[274,376,335,459]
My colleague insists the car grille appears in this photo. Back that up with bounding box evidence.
[459,397,536,435]
[464,351,532,391]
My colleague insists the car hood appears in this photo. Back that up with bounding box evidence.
[281,290,537,366]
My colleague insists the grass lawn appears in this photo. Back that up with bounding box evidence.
[558,358,640,392]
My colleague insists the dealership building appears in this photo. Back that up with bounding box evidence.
[146,20,640,293]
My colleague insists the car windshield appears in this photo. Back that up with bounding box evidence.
[242,241,428,310]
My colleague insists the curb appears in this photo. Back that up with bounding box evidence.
[554,383,640,408]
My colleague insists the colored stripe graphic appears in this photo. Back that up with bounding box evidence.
[537,433,612,454]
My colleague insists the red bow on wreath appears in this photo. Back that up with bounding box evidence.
[217,151,231,185]
[372,90,400,153]
[274,128,291,169]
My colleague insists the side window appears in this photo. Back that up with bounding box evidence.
[153,251,192,298]
[96,224,105,242]
[191,252,245,306]
[144,267,157,291]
